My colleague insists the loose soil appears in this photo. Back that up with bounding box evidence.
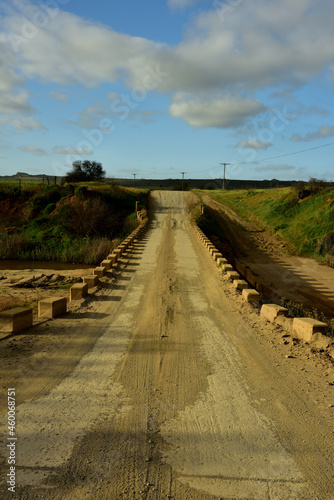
[0,191,334,500]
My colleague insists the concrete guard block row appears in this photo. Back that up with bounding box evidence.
[104,218,149,267]
[194,223,259,305]
[0,219,150,334]
[260,303,328,342]
[194,222,330,345]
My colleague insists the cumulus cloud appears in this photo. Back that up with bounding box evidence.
[0,41,33,114]
[237,139,272,150]
[53,146,93,155]
[291,125,334,142]
[1,0,334,132]
[169,96,265,128]
[2,0,334,94]
[1,1,162,88]
[20,145,48,156]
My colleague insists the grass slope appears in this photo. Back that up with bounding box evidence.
[0,183,149,264]
[202,187,334,265]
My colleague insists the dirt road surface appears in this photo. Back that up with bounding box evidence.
[1,191,334,499]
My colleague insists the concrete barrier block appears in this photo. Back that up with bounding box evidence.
[70,283,88,301]
[234,280,249,291]
[227,271,240,281]
[107,254,118,265]
[222,264,234,272]
[38,297,67,318]
[217,258,228,266]
[209,246,218,255]
[0,307,33,333]
[93,266,106,277]
[82,275,99,288]
[242,289,260,304]
[292,317,328,342]
[101,259,112,270]
[260,304,288,322]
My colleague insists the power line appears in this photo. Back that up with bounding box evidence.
[236,141,334,166]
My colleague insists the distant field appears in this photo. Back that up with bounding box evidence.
[201,186,334,265]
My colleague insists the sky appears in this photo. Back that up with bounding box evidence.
[0,0,334,181]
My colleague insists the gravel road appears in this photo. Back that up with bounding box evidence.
[1,191,334,499]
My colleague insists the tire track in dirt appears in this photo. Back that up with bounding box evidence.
[1,191,334,499]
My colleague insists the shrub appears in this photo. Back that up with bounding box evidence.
[43,203,56,216]
[74,185,88,200]
[28,186,63,217]
[63,198,112,237]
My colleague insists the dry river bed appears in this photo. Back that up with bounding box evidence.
[0,191,334,499]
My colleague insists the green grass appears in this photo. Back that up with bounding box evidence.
[0,183,149,264]
[202,187,334,263]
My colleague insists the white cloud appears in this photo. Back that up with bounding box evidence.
[1,2,162,88]
[1,0,334,132]
[169,96,265,128]
[20,145,48,156]
[3,0,334,94]
[0,40,33,114]
[53,146,93,155]
[0,116,46,133]
[237,139,272,150]
[291,125,334,142]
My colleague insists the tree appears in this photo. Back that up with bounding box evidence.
[65,160,106,183]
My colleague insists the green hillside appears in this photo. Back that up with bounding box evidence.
[0,183,148,264]
[202,184,334,266]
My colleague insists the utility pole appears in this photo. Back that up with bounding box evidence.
[180,171,186,191]
[220,162,230,190]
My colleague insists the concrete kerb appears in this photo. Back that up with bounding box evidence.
[260,304,288,323]
[107,254,118,265]
[222,264,234,273]
[227,271,241,281]
[93,267,106,278]
[101,259,112,270]
[82,275,99,288]
[234,280,249,291]
[242,288,260,304]
[293,317,328,342]
[38,297,67,318]
[0,307,33,333]
[70,283,88,301]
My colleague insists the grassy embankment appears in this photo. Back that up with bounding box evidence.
[200,185,334,266]
[0,182,149,264]
[193,185,334,331]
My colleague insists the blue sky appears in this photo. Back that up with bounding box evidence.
[0,0,334,181]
